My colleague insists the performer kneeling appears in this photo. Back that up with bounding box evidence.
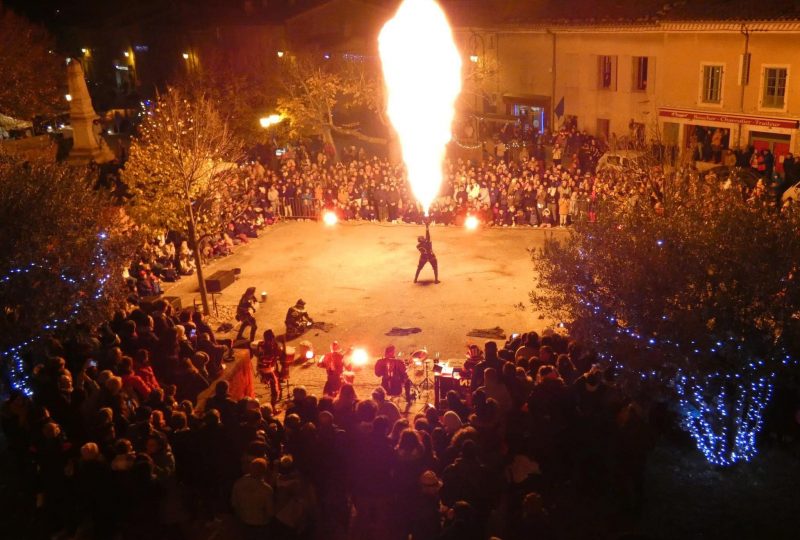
[285,299,314,340]
[414,228,439,284]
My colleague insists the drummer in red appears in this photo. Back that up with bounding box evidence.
[318,341,349,396]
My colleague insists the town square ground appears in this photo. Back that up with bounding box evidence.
[164,220,561,405]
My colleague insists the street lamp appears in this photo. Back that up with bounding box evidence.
[259,114,283,128]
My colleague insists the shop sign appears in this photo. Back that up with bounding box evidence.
[658,107,799,130]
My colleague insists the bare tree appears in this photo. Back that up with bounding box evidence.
[123,87,249,315]
[275,51,388,159]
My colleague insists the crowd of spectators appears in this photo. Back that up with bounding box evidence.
[132,116,800,301]
[6,123,798,540]
[244,126,615,229]
[125,167,284,298]
[1,289,658,540]
[124,125,616,298]
[121,114,799,301]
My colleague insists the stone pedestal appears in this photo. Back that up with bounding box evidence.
[66,60,114,164]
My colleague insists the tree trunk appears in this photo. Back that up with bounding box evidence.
[321,126,339,163]
[187,205,210,316]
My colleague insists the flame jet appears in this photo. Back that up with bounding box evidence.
[379,0,462,216]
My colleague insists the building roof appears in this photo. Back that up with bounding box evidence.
[444,0,800,27]
[285,0,392,24]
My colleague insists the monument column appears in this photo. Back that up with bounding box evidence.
[66,60,114,164]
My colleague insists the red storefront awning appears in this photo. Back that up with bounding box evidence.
[658,107,799,130]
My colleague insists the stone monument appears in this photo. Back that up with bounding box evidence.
[66,60,114,164]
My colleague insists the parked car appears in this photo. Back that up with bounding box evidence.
[596,150,648,173]
[782,179,800,203]
[701,166,760,189]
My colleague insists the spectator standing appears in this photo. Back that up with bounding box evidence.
[231,458,274,540]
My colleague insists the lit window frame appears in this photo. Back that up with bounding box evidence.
[632,56,649,92]
[699,62,725,108]
[759,65,789,112]
[598,55,618,91]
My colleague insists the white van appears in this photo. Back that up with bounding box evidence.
[782,179,800,203]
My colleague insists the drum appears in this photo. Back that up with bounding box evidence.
[410,349,428,361]
[410,349,427,377]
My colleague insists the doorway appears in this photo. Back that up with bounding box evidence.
[749,132,791,174]
[512,104,545,134]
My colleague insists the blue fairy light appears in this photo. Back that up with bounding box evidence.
[575,287,796,466]
[676,370,773,466]
[1,231,110,395]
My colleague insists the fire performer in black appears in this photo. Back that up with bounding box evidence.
[414,222,440,284]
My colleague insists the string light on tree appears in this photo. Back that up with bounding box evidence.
[570,286,795,466]
[0,231,110,396]
[452,138,482,150]
[676,370,773,466]
[532,171,800,466]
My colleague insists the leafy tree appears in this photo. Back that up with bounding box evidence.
[0,158,136,393]
[531,170,800,465]
[182,43,281,144]
[0,6,62,119]
[123,87,249,315]
[275,51,388,159]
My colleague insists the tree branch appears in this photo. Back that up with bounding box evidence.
[330,124,388,145]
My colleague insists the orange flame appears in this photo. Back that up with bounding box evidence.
[379,0,462,214]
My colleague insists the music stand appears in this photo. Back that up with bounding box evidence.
[410,349,436,402]
[418,357,435,392]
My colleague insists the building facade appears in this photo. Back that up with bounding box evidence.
[453,18,800,167]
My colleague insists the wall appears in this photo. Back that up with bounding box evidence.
[459,24,800,152]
